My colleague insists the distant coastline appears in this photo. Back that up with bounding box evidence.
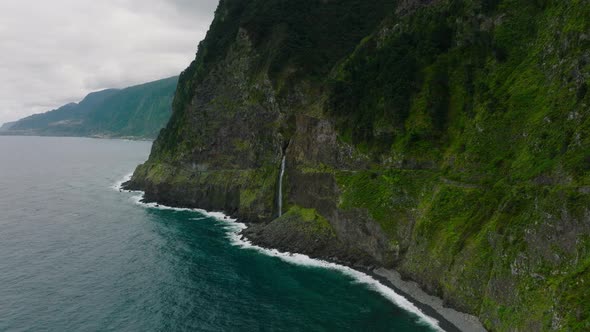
[1,76,177,140]
[0,132,154,142]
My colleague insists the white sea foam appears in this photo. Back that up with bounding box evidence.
[111,172,134,191]
[112,173,442,331]
[225,223,442,330]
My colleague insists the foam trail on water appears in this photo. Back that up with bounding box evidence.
[112,173,442,331]
[111,172,134,191]
[224,223,442,331]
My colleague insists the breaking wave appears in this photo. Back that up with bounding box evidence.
[113,174,442,331]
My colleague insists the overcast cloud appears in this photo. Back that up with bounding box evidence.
[0,0,219,125]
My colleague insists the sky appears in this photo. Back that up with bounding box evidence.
[0,0,219,125]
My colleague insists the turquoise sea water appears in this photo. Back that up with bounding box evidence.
[0,136,438,331]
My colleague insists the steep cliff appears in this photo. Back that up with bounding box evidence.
[126,0,590,330]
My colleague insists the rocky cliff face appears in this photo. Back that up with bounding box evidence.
[126,0,590,330]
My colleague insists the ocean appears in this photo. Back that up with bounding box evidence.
[0,136,439,331]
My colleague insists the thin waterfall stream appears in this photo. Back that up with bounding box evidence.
[278,155,286,217]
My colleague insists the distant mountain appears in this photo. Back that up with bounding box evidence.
[0,121,15,132]
[2,76,178,139]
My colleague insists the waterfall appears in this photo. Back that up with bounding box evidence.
[277,155,286,217]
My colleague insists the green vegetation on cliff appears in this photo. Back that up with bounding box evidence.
[129,0,590,330]
[329,1,590,329]
[3,76,178,139]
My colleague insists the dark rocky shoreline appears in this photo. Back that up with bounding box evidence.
[124,179,485,332]
[242,221,486,332]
